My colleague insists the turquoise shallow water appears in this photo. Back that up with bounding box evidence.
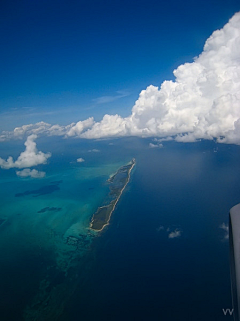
[0,137,131,320]
[0,137,240,320]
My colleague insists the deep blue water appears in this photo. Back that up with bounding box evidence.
[0,137,239,320]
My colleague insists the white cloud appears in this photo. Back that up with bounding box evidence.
[149,143,158,148]
[13,121,51,137]
[0,135,51,169]
[168,229,182,239]
[81,114,127,139]
[154,137,173,142]
[1,12,240,144]
[219,222,229,240]
[0,121,72,141]
[77,157,85,162]
[16,168,46,178]
[71,12,240,144]
[66,117,94,137]
[149,142,163,148]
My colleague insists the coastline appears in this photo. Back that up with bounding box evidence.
[90,158,136,231]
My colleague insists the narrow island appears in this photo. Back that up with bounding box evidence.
[90,158,136,231]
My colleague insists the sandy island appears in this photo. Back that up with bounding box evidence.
[90,158,136,231]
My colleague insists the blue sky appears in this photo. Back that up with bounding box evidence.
[0,0,239,131]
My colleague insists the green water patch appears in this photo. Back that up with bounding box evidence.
[0,156,132,320]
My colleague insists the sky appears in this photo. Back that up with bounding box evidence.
[0,0,240,143]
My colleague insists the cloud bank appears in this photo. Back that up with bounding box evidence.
[1,12,240,144]
[0,135,51,169]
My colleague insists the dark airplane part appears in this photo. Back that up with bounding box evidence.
[229,203,240,321]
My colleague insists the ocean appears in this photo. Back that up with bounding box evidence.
[0,136,239,320]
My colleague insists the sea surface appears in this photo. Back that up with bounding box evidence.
[0,136,239,320]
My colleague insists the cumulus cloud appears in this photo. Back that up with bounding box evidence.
[13,122,52,137]
[149,142,163,148]
[0,121,73,141]
[70,12,240,144]
[66,117,94,137]
[0,135,51,169]
[168,229,182,239]
[219,222,229,240]
[16,168,46,178]
[149,143,158,148]
[1,12,240,144]
[81,114,127,139]
[77,157,85,162]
